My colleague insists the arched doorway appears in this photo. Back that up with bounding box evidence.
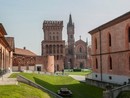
[80,62,84,69]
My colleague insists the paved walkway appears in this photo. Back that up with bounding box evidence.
[0,72,18,85]
[69,75,85,82]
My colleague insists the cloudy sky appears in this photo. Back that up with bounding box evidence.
[0,0,130,55]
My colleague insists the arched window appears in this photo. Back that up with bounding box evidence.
[57,55,59,60]
[57,36,58,40]
[80,47,82,53]
[53,36,55,40]
[128,27,130,42]
[50,36,51,40]
[70,35,73,39]
[109,56,112,70]
[95,38,97,49]
[96,58,98,69]
[109,33,111,46]
[53,45,55,53]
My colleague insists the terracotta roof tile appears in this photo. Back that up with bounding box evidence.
[14,48,37,56]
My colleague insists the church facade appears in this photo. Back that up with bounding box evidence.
[64,15,88,69]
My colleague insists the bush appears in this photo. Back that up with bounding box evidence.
[73,69,81,72]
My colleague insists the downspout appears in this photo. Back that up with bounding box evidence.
[99,28,102,81]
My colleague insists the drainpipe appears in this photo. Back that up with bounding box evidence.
[99,28,102,81]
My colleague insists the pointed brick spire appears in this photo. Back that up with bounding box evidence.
[67,14,73,27]
[69,14,72,25]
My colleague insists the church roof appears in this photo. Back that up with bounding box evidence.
[88,11,130,34]
[75,39,86,45]
[14,48,37,56]
[5,37,15,51]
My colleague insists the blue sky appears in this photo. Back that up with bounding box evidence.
[0,0,130,55]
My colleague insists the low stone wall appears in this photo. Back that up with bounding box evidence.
[17,75,63,98]
[85,78,120,89]
[103,84,130,98]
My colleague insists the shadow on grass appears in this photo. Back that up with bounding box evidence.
[33,77,103,98]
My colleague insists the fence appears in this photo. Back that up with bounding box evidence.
[17,75,63,98]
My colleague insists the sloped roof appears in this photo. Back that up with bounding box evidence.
[14,48,37,56]
[75,39,86,45]
[5,37,15,51]
[0,23,7,35]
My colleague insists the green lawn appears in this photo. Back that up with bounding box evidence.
[10,73,103,98]
[0,83,53,98]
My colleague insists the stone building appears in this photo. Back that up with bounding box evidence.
[88,11,130,84]
[41,21,65,71]
[65,14,88,69]
[0,23,13,73]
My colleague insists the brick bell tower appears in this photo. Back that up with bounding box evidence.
[42,21,65,71]
[67,14,75,68]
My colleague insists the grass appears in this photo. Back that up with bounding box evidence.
[117,91,130,98]
[10,73,103,98]
[0,83,53,98]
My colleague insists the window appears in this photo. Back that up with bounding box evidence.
[109,33,111,46]
[50,36,51,40]
[95,74,98,78]
[53,36,55,40]
[128,27,130,42]
[95,38,97,49]
[109,56,112,70]
[70,35,73,39]
[57,36,58,40]
[80,47,82,53]
[109,76,112,80]
[96,58,98,69]
[57,55,59,60]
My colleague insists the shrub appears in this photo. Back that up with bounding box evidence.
[73,69,81,72]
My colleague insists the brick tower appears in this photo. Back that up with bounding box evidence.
[67,14,75,68]
[42,21,65,71]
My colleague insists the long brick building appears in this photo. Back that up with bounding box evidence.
[89,11,130,84]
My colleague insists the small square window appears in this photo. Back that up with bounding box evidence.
[95,74,98,78]
[109,76,112,80]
